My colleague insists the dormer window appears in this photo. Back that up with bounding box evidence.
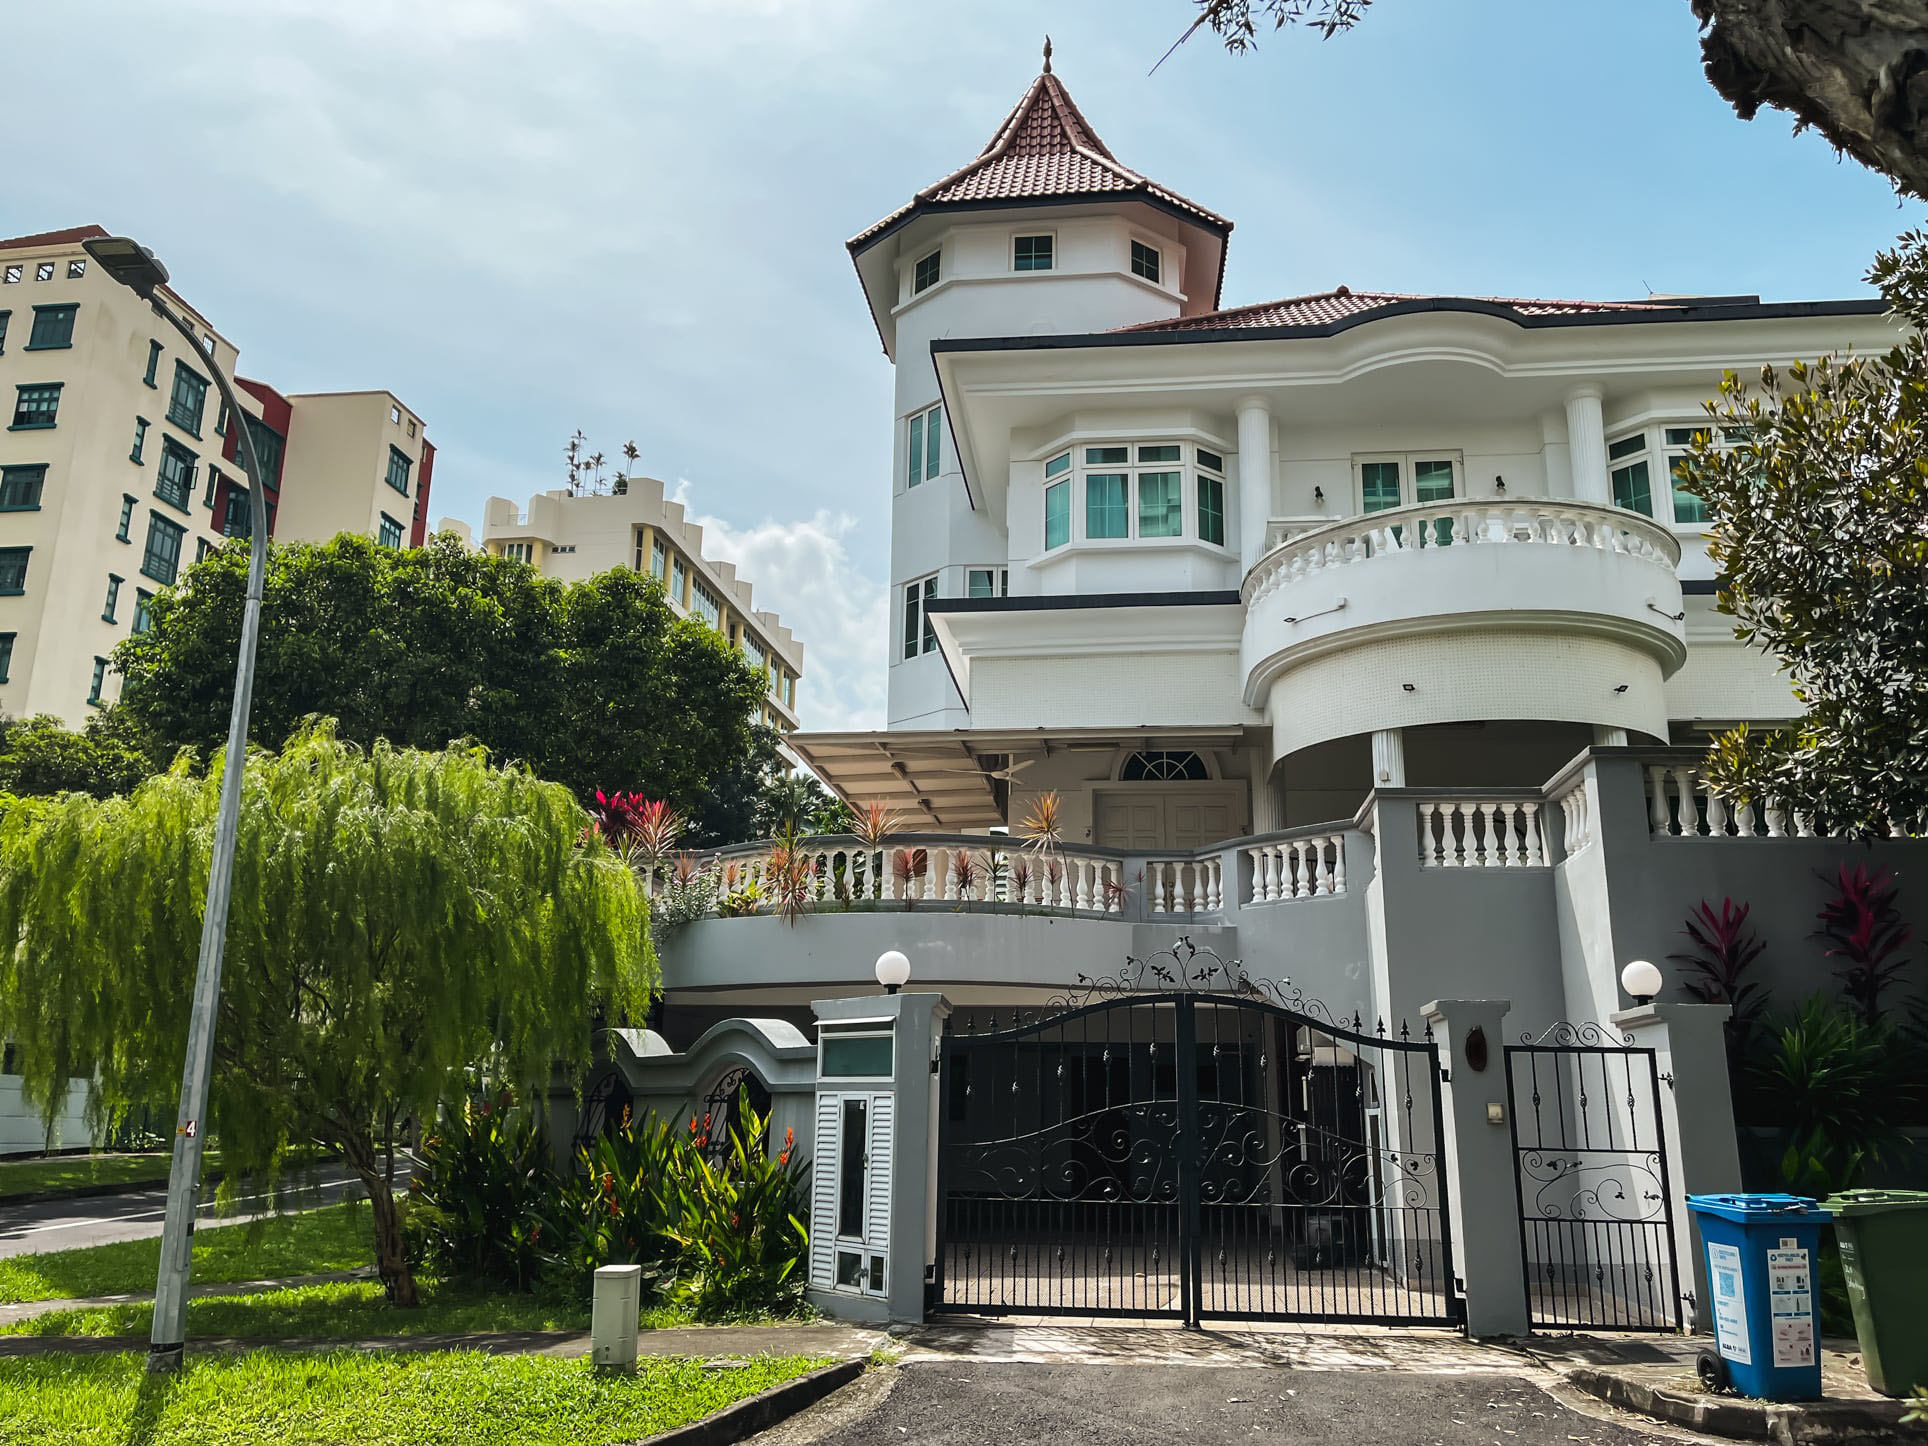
[913,249,941,293]
[1130,240,1161,284]
[1014,234,1054,271]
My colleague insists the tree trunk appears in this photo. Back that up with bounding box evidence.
[1693,1,1928,199]
[341,1132,420,1308]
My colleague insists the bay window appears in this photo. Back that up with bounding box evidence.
[1042,441,1233,551]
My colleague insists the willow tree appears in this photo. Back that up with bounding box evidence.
[0,722,653,1306]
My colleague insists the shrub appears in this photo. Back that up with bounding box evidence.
[651,855,719,938]
[1742,995,1915,1181]
[665,1100,809,1320]
[1815,863,1914,1026]
[408,1092,556,1292]
[1670,898,1768,1042]
[543,1108,685,1293]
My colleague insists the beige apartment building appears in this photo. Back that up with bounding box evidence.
[0,226,435,725]
[474,478,804,733]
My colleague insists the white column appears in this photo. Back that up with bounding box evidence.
[1236,397,1274,572]
[1249,749,1284,834]
[1371,727,1406,788]
[1592,724,1629,747]
[1564,386,1610,505]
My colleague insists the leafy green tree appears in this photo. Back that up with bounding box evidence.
[755,769,850,840]
[112,534,768,817]
[1184,2,1928,199]
[1681,231,1928,837]
[0,711,153,798]
[0,723,653,1306]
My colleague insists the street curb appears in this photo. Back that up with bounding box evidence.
[1566,1366,1927,1445]
[633,1360,866,1446]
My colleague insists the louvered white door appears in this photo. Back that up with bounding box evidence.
[809,1093,840,1290]
[864,1094,894,1296]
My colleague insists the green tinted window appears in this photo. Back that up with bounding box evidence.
[1044,479,1070,549]
[1085,446,1127,465]
[1138,471,1182,537]
[1137,444,1181,463]
[1414,459,1454,503]
[1611,460,1653,515]
[1044,452,1070,478]
[1086,474,1128,538]
[823,1035,893,1078]
[1198,474,1225,546]
[1361,461,1401,512]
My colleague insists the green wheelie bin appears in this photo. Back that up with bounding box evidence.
[1824,1189,1928,1398]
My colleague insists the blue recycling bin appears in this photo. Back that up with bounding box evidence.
[1686,1194,1834,1402]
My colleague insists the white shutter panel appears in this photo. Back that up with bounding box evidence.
[866,1093,894,1261]
[810,1092,840,1289]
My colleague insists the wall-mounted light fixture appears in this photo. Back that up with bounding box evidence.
[1613,683,1630,694]
[1494,475,1506,494]
[1313,486,1325,506]
[1647,599,1686,622]
[1401,682,1417,693]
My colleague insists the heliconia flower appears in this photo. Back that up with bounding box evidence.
[689,1117,698,1134]
[702,1113,712,1131]
[778,1151,791,1167]
[784,1127,795,1148]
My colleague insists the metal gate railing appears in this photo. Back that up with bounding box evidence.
[932,945,1460,1327]
[1504,1023,1682,1332]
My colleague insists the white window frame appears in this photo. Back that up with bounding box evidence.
[1128,237,1163,286]
[1012,231,1056,273]
[1351,451,1463,514]
[905,403,942,488]
[1042,441,1234,554]
[900,573,938,662]
[966,566,1008,598]
[912,247,941,295]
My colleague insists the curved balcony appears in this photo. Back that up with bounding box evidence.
[1240,497,1688,760]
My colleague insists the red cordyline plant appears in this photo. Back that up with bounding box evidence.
[1816,864,1914,1026]
[764,824,820,928]
[850,801,902,849]
[1669,898,1768,1041]
[892,847,928,910]
[588,792,682,880]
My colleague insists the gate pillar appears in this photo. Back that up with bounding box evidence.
[806,991,950,1325]
[1423,998,1530,1339]
[1612,1002,1740,1334]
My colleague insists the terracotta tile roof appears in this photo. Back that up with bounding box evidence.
[1120,287,1701,333]
[849,71,1230,251]
[0,224,109,251]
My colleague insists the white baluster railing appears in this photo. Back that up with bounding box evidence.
[1245,496,1682,607]
[1145,856,1225,915]
[1241,832,1347,902]
[1556,780,1593,857]
[1643,762,1841,839]
[1416,799,1547,868]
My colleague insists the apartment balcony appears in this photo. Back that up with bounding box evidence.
[1241,498,1687,760]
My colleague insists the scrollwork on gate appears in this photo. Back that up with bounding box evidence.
[1517,1020,1635,1048]
[1045,936,1358,1029]
[1517,1149,1669,1223]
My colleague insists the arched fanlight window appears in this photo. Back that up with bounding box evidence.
[1120,750,1209,782]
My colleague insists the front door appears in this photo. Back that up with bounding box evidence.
[1094,787,1241,850]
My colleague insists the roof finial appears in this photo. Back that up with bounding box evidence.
[1042,35,1053,73]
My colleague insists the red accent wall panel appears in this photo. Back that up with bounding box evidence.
[410,438,436,548]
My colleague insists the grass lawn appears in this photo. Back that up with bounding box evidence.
[0,1349,832,1446]
[0,1277,656,1340]
[0,1204,373,1306]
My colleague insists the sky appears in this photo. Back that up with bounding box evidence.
[9,0,1918,731]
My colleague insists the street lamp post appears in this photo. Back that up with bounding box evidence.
[84,236,271,1375]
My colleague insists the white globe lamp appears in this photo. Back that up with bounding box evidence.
[875,949,911,995]
[1621,959,1663,1005]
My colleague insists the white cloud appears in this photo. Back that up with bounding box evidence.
[671,481,888,733]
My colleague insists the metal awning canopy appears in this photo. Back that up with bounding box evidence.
[788,725,1259,831]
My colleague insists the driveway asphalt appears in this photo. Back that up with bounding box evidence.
[762,1361,1696,1446]
[0,1166,390,1258]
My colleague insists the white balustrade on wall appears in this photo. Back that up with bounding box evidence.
[695,839,1131,914]
[1243,834,1347,902]
[1416,799,1547,868]
[1555,780,1594,857]
[1644,764,1839,839]
[1246,497,1679,606]
[1144,856,1224,915]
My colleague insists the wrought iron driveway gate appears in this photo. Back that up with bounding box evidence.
[1504,1024,1681,1331]
[933,949,1460,1327]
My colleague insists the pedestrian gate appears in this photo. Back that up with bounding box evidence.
[1504,1024,1682,1331]
[932,971,1460,1326]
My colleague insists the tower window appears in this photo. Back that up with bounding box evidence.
[1014,234,1054,271]
[1130,240,1161,284]
[901,574,938,660]
[913,249,941,293]
[906,403,942,486]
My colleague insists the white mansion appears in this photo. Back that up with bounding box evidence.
[606,59,1924,1335]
